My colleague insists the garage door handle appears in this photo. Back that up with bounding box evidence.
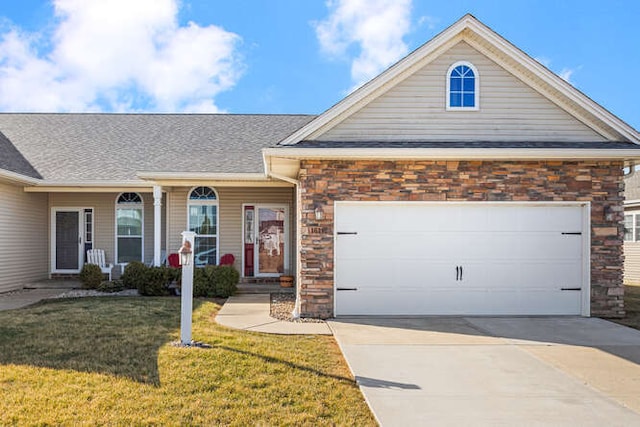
[561,287,581,291]
[456,266,460,281]
[337,287,358,291]
[337,232,358,235]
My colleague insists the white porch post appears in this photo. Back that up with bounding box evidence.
[180,231,196,345]
[153,185,162,266]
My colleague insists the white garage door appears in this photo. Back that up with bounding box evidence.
[335,202,587,316]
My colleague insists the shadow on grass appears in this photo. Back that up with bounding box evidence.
[216,345,356,385]
[0,296,203,385]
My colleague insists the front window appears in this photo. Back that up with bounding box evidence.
[447,61,478,110]
[188,187,218,266]
[624,214,640,242]
[116,192,143,263]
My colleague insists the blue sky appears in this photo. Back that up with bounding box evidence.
[0,0,638,131]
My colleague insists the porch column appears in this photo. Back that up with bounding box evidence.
[153,185,162,267]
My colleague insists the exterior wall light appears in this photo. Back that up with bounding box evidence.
[178,240,192,266]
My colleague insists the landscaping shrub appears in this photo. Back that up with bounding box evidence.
[121,261,148,290]
[191,265,239,298]
[97,280,125,293]
[138,266,171,296]
[212,265,239,297]
[193,267,213,297]
[79,264,104,289]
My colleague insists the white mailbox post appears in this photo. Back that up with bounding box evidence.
[179,231,196,345]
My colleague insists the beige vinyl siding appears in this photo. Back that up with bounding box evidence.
[167,186,295,275]
[50,192,166,269]
[624,242,640,285]
[316,41,606,142]
[0,182,48,292]
[625,207,640,285]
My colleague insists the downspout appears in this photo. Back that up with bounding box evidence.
[264,156,302,319]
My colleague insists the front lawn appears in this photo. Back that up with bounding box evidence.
[0,297,375,426]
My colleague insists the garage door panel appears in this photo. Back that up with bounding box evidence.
[335,203,585,316]
[336,288,582,316]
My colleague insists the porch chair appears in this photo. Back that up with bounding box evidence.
[219,253,235,266]
[86,249,114,281]
[167,253,181,268]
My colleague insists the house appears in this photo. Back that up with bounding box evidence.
[1,14,639,319]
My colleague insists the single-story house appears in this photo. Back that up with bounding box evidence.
[1,14,639,318]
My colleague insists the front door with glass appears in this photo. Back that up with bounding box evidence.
[243,205,288,276]
[52,209,83,272]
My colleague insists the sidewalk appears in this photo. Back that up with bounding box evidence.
[215,294,332,335]
[0,288,66,311]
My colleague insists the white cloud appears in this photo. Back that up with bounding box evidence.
[0,0,243,112]
[559,67,577,83]
[314,0,412,89]
[534,57,580,84]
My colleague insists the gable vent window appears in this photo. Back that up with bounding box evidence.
[446,61,479,110]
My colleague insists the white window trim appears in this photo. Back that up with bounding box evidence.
[115,193,144,266]
[446,60,479,111]
[187,186,220,266]
[625,213,640,242]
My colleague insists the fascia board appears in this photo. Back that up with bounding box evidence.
[136,172,269,181]
[0,168,41,185]
[263,147,640,161]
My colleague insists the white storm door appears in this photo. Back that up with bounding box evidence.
[52,208,84,273]
[255,206,288,276]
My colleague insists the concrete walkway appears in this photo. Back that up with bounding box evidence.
[0,288,66,311]
[215,294,332,335]
[329,316,640,427]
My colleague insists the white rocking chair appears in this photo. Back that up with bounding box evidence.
[86,249,114,281]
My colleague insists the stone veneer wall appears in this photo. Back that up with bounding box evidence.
[297,160,624,319]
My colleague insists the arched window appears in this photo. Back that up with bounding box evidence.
[188,187,218,266]
[446,61,478,110]
[116,192,143,264]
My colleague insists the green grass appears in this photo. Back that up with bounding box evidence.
[0,297,376,426]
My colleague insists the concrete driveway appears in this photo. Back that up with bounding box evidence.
[328,317,640,427]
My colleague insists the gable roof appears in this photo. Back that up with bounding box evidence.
[0,113,314,183]
[278,14,640,146]
[0,131,42,180]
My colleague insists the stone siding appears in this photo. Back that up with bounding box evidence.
[298,160,624,319]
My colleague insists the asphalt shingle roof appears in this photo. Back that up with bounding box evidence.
[0,130,42,179]
[0,113,315,181]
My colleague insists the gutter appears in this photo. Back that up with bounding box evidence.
[0,169,41,185]
[263,147,640,161]
[263,153,302,319]
[136,172,272,181]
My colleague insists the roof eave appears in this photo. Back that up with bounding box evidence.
[0,168,42,185]
[264,147,640,161]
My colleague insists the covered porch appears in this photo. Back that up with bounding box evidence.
[30,178,296,281]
